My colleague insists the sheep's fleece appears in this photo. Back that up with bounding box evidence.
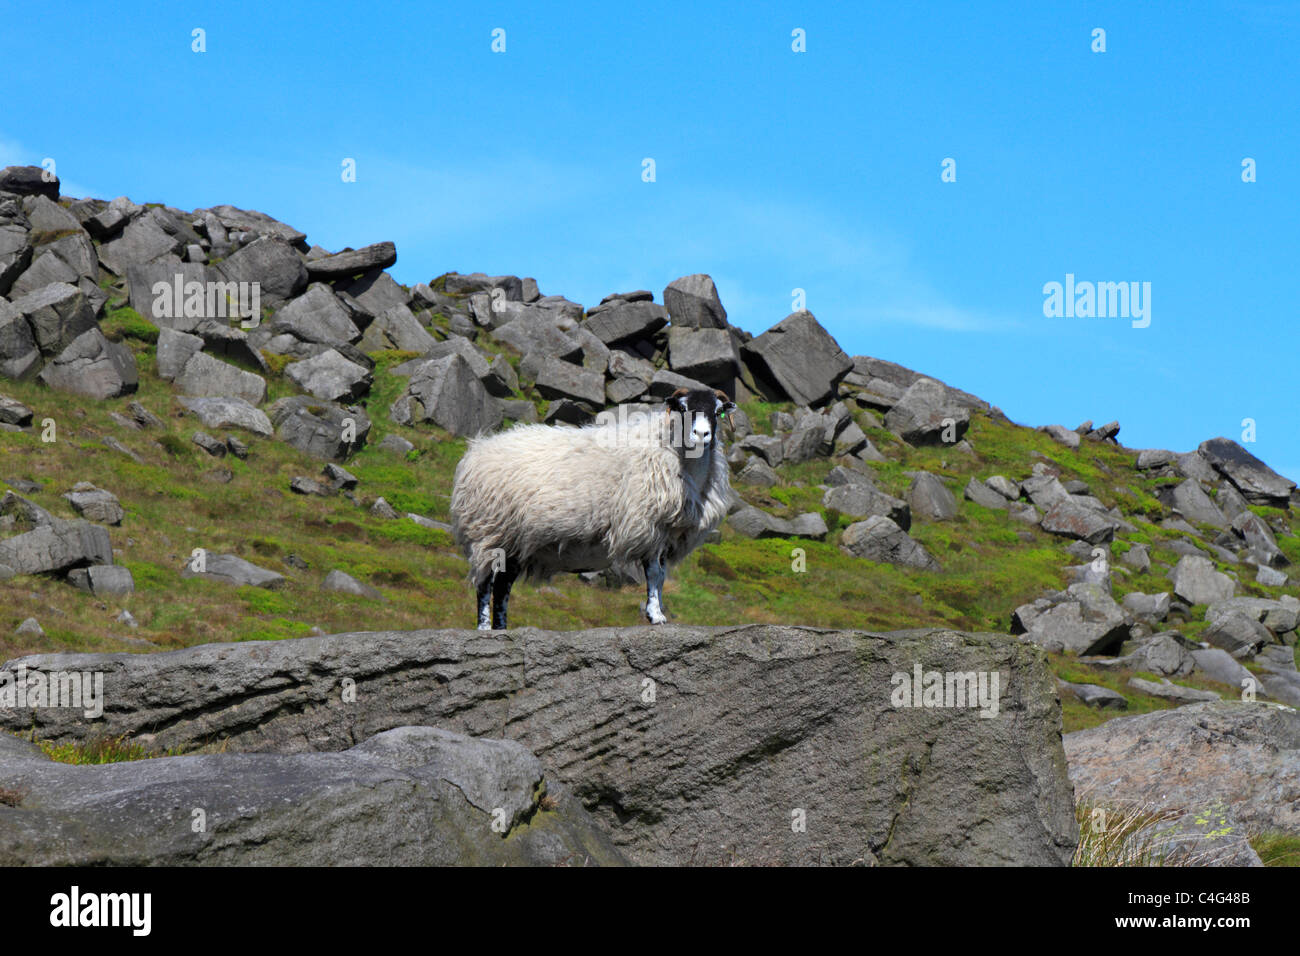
[450,409,732,586]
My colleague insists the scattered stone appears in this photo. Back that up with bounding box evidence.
[406,513,453,533]
[175,351,266,405]
[323,463,358,490]
[1121,591,1170,624]
[823,484,910,529]
[542,399,593,426]
[267,396,371,461]
[738,434,784,468]
[532,357,606,406]
[1058,681,1127,709]
[1133,631,1194,676]
[1127,676,1221,703]
[907,473,957,521]
[1170,554,1235,606]
[192,431,227,457]
[582,300,668,347]
[389,354,501,437]
[735,456,780,487]
[290,476,330,496]
[377,434,415,454]
[225,435,249,459]
[180,553,286,589]
[1136,449,1177,470]
[1198,437,1296,506]
[1040,425,1081,450]
[370,497,400,519]
[964,477,1008,510]
[884,377,971,447]
[305,242,397,279]
[178,396,273,437]
[839,516,940,570]
[0,519,113,575]
[1166,479,1229,529]
[285,348,372,403]
[782,425,824,465]
[1190,649,1255,689]
[66,565,134,596]
[1119,543,1150,573]
[37,327,138,399]
[320,569,382,599]
[1258,565,1289,587]
[985,476,1019,500]
[741,311,853,407]
[62,483,124,525]
[1040,498,1118,544]
[662,274,728,329]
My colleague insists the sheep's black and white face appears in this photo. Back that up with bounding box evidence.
[668,388,736,455]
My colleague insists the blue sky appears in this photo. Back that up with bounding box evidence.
[5,1,1297,479]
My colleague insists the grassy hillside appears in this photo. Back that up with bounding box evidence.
[2,295,1297,736]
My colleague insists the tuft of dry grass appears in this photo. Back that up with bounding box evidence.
[1073,797,1186,867]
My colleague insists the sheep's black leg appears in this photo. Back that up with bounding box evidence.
[644,554,668,625]
[476,576,493,631]
[491,556,520,630]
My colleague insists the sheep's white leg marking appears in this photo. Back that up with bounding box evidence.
[644,555,668,625]
[491,556,520,630]
[476,577,493,631]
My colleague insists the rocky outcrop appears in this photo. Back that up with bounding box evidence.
[0,725,625,866]
[0,624,1078,866]
[1066,701,1300,861]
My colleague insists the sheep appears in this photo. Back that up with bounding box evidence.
[450,387,737,629]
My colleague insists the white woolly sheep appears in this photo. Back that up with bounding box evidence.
[450,387,736,629]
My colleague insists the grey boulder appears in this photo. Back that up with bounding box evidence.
[0,624,1077,866]
[662,274,728,329]
[389,354,501,438]
[62,483,124,526]
[883,378,971,446]
[839,516,940,570]
[181,552,285,589]
[37,328,138,399]
[267,396,371,461]
[741,311,853,407]
[1170,555,1235,606]
[285,349,372,403]
[178,396,273,437]
[1198,437,1296,507]
[0,725,624,866]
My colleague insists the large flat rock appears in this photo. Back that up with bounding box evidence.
[0,726,624,866]
[0,624,1077,866]
[1065,701,1300,859]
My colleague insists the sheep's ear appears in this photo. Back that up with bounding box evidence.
[668,387,691,412]
[712,390,736,418]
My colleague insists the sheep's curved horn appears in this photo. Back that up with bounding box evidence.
[668,387,692,403]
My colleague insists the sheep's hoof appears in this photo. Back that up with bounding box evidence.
[647,613,668,625]
[476,623,493,632]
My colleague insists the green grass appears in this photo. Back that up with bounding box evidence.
[1251,832,1300,866]
[36,735,177,764]
[2,347,1297,745]
[99,305,158,344]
